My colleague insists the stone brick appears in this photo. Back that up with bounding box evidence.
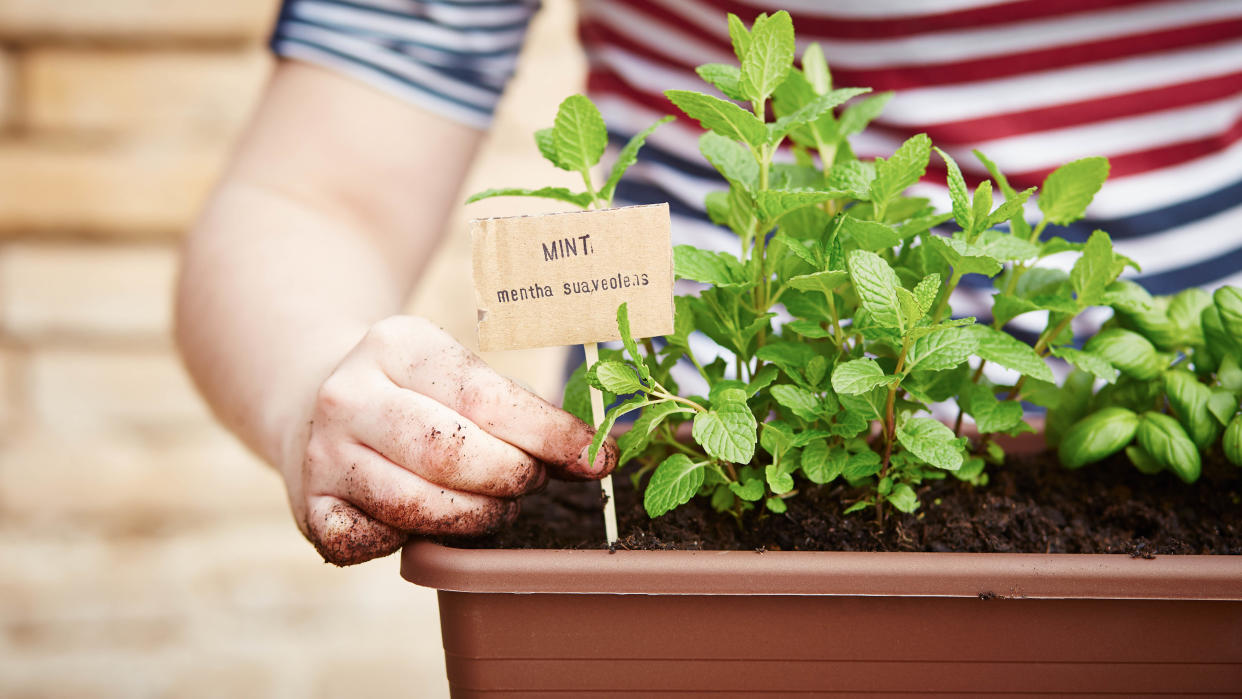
[21,49,271,136]
[0,0,281,43]
[0,138,226,236]
[0,429,281,531]
[27,348,212,435]
[0,243,176,341]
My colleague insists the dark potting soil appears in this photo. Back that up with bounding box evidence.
[453,450,1242,554]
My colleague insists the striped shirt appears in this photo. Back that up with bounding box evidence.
[271,0,1242,337]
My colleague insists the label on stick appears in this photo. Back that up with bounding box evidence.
[471,204,673,351]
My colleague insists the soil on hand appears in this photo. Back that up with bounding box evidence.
[456,450,1242,554]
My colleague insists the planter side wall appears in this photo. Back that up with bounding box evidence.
[437,591,1242,696]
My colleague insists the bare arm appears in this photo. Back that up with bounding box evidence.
[176,61,615,565]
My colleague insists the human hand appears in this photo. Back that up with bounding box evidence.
[283,316,616,565]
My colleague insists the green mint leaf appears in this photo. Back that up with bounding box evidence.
[806,355,829,389]
[765,462,795,494]
[895,287,925,330]
[964,383,1025,434]
[1038,156,1110,226]
[971,179,993,231]
[831,358,897,395]
[618,401,696,465]
[755,189,841,221]
[1224,415,1242,467]
[1082,328,1162,381]
[896,212,954,240]
[591,360,644,394]
[843,450,882,479]
[973,149,1016,199]
[1162,369,1220,450]
[974,230,1041,262]
[695,63,745,101]
[1070,229,1115,308]
[840,215,902,251]
[760,420,796,459]
[1058,406,1138,469]
[1049,346,1118,384]
[674,245,750,286]
[615,302,651,383]
[666,296,695,350]
[553,94,608,175]
[774,232,820,268]
[838,92,892,138]
[801,42,831,94]
[896,417,964,471]
[665,89,767,147]
[846,249,903,330]
[699,131,759,189]
[465,187,593,208]
[966,325,1054,383]
[729,475,765,502]
[747,364,781,396]
[692,402,757,464]
[765,496,788,513]
[534,128,566,170]
[726,13,751,63]
[800,438,845,484]
[906,326,978,372]
[756,342,817,380]
[912,273,941,315]
[588,396,648,468]
[885,483,919,514]
[986,186,1036,230]
[843,501,871,514]
[926,235,1003,277]
[788,270,849,299]
[739,10,794,102]
[1136,411,1200,484]
[826,160,875,200]
[768,87,870,144]
[770,383,822,421]
[644,454,706,517]
[599,116,674,204]
[872,133,931,214]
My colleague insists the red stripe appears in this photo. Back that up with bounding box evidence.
[632,0,1170,41]
[917,112,1242,188]
[580,16,1242,91]
[870,71,1242,145]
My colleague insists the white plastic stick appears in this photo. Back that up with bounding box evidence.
[583,342,619,545]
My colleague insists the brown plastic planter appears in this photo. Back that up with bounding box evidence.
[403,542,1242,696]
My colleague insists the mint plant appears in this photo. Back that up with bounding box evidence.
[470,11,1224,529]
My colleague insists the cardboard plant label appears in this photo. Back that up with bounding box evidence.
[471,204,673,351]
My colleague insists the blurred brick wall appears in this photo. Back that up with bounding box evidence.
[0,1,585,696]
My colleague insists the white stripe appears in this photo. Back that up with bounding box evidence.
[352,0,537,26]
[812,0,1242,68]
[732,0,1020,19]
[282,21,502,108]
[1113,203,1242,278]
[588,1,733,66]
[853,93,1242,173]
[879,38,1242,126]
[593,45,710,94]
[623,159,716,212]
[295,1,528,51]
[399,42,518,84]
[274,40,492,128]
[592,93,708,165]
[1088,137,1242,218]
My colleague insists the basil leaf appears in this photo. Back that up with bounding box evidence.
[1136,411,1201,484]
[1057,407,1139,470]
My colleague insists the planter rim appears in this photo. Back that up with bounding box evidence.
[402,541,1242,600]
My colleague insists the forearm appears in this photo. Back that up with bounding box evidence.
[176,181,404,471]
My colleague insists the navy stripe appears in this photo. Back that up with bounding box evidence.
[1046,176,1242,243]
[274,36,495,117]
[306,0,535,31]
[614,180,712,222]
[284,14,525,58]
[1134,240,1242,293]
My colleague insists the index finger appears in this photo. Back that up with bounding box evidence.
[374,319,617,479]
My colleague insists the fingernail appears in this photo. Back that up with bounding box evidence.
[578,440,614,475]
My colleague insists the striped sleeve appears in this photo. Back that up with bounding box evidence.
[270,0,541,128]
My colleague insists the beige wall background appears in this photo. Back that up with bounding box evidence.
[0,1,585,696]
